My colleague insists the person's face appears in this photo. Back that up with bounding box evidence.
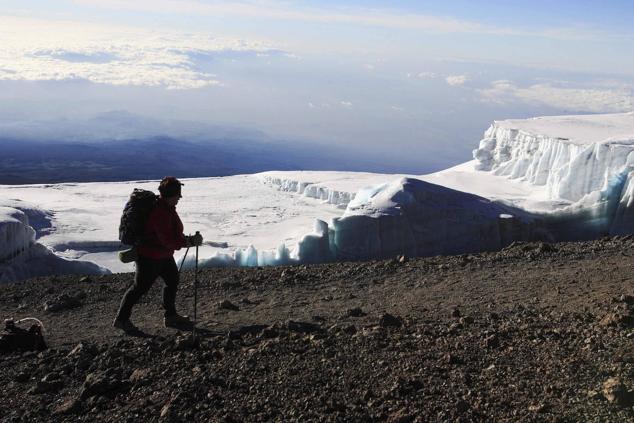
[165,195,180,206]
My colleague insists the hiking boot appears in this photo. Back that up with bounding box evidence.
[113,318,139,333]
[164,314,194,329]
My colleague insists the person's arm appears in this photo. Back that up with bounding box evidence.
[186,232,203,247]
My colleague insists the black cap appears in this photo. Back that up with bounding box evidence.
[158,176,184,198]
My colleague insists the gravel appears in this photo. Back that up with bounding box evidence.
[1,237,634,421]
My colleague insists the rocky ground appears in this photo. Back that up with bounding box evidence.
[1,237,634,422]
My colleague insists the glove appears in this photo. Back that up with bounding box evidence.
[118,246,138,263]
[185,232,203,247]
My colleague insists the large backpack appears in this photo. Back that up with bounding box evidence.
[119,189,158,246]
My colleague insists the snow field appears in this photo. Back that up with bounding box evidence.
[3,112,634,281]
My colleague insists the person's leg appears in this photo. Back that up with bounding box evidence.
[115,256,160,322]
[159,257,180,317]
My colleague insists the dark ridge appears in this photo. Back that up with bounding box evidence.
[0,137,424,185]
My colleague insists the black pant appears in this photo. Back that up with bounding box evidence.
[116,255,180,321]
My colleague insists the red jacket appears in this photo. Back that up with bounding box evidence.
[137,199,186,259]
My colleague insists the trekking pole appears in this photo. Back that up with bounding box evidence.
[178,246,190,274]
[193,231,200,344]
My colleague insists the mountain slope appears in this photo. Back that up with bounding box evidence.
[1,237,633,422]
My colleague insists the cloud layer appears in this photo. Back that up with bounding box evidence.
[479,80,634,113]
[0,16,281,89]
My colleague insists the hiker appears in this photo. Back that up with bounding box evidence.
[113,176,203,332]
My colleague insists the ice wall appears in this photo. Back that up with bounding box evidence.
[0,207,36,262]
[0,205,110,283]
[473,119,634,203]
[610,170,634,235]
[473,115,634,236]
[180,219,331,270]
[257,173,355,207]
[330,178,536,260]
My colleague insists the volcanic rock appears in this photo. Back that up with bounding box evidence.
[219,300,240,311]
[44,292,85,312]
[379,313,402,328]
[603,378,634,407]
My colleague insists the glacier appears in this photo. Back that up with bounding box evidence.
[2,112,634,280]
[472,113,634,237]
[256,112,634,263]
[0,201,110,283]
[473,113,634,204]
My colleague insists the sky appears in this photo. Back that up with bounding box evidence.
[1,0,634,172]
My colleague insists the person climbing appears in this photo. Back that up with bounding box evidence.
[113,176,203,332]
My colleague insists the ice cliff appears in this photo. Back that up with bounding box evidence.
[0,207,36,263]
[474,113,634,202]
[331,178,537,260]
[0,203,110,283]
[473,113,634,236]
[256,172,379,208]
